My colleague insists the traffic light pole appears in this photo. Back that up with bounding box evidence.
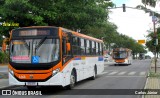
[107,4,146,12]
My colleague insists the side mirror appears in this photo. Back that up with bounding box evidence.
[66,43,71,51]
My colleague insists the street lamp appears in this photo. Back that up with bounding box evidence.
[2,35,6,39]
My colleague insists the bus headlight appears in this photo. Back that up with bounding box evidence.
[9,68,14,75]
[52,68,60,76]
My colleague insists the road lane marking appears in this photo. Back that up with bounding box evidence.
[108,71,118,75]
[139,72,146,76]
[128,72,136,75]
[100,71,109,75]
[118,72,126,75]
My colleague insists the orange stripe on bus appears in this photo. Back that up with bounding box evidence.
[8,64,52,74]
[14,72,52,80]
[115,59,125,63]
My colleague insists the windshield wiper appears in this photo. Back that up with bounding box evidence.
[21,38,30,56]
[21,38,30,50]
[35,36,47,50]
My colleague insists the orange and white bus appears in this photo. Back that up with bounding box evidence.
[112,48,132,65]
[4,26,104,89]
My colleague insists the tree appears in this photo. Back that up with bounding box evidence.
[0,0,115,45]
[146,27,160,57]
[136,0,160,19]
[142,0,156,7]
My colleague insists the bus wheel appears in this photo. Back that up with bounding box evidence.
[27,86,36,90]
[66,70,76,90]
[90,66,97,80]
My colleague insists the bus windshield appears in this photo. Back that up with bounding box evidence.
[113,51,127,59]
[10,38,60,63]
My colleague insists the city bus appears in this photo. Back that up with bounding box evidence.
[3,26,104,89]
[112,48,132,65]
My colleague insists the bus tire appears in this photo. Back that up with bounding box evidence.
[90,66,97,80]
[66,70,76,90]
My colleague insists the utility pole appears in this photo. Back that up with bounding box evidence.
[152,12,158,73]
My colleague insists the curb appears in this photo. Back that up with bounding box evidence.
[0,85,18,89]
[141,59,152,98]
[0,64,8,66]
[142,77,149,98]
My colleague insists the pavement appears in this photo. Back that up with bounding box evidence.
[143,58,160,98]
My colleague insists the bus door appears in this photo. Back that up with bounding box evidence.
[62,32,72,64]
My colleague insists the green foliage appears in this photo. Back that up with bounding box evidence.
[0,0,114,36]
[111,34,147,54]
[137,1,160,22]
[142,0,156,7]
[148,72,160,77]
[0,0,146,57]
[0,52,9,64]
[146,27,160,55]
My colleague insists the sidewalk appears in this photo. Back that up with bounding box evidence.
[144,59,160,98]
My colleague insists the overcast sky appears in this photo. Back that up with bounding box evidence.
[109,0,158,57]
[109,0,152,40]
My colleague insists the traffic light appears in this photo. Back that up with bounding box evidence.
[123,4,126,12]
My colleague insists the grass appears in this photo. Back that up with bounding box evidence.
[148,71,160,78]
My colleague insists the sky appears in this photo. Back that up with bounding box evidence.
[109,0,159,57]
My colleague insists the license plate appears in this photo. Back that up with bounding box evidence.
[26,82,37,86]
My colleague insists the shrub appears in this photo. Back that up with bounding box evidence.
[0,52,9,64]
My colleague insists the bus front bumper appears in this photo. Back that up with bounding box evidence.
[9,72,66,87]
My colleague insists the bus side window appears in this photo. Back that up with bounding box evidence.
[98,43,100,55]
[92,41,96,55]
[101,43,103,55]
[86,40,90,55]
[84,39,86,55]
[96,42,98,55]
[72,37,78,55]
[80,38,85,55]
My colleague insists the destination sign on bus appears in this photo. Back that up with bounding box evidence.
[19,29,50,36]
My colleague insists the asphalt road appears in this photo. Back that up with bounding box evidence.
[0,59,151,98]
[0,66,8,79]
[0,66,8,73]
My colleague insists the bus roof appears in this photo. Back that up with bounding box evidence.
[61,27,103,43]
[11,26,103,43]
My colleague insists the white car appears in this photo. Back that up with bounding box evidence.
[104,54,112,62]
